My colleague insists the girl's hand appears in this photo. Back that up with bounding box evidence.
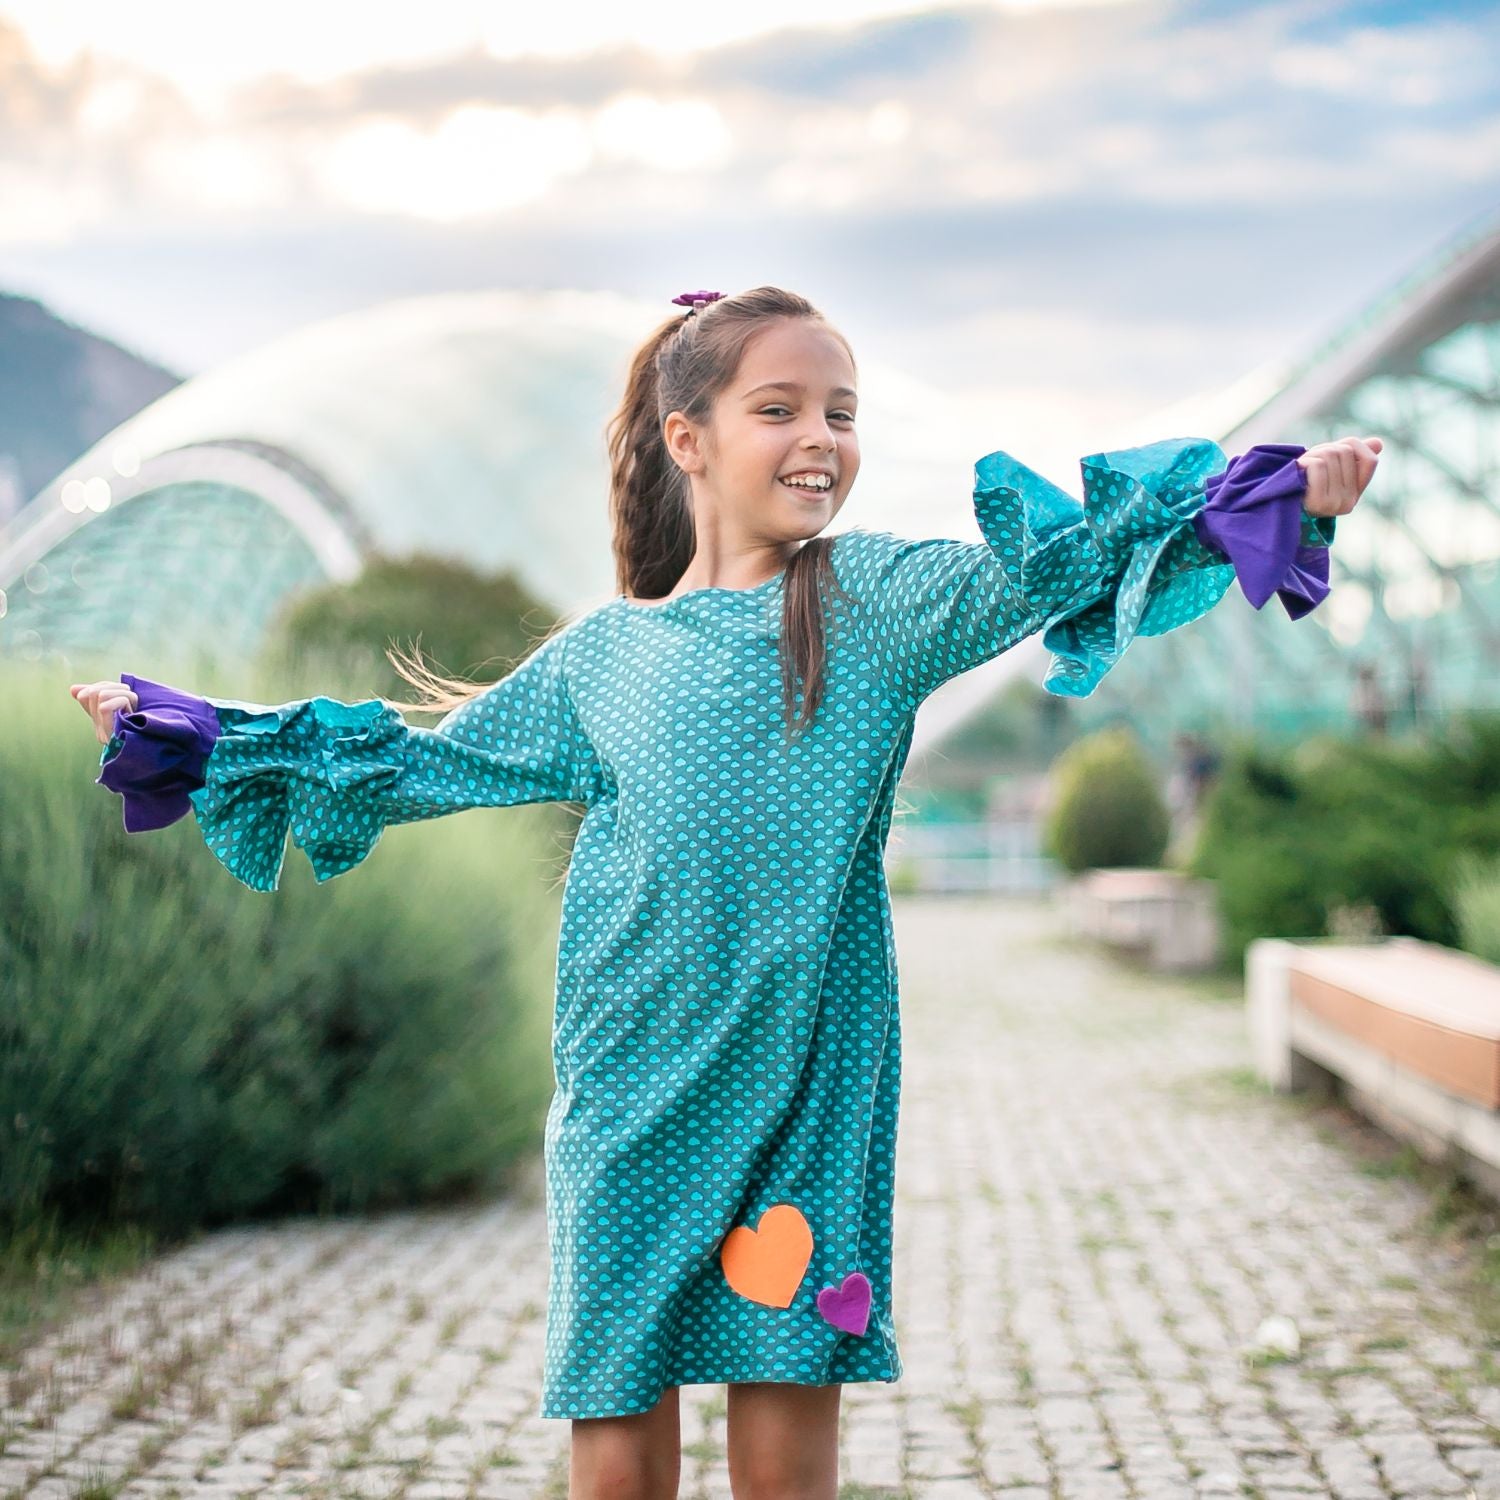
[70,680,139,745]
[1298,435,1381,517]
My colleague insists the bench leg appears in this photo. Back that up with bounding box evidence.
[1246,938,1300,1091]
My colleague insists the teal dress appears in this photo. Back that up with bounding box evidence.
[98,439,1335,1419]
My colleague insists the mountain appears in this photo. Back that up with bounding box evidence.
[0,290,182,525]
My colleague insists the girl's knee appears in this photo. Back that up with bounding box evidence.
[569,1390,681,1500]
[568,1451,678,1500]
[726,1382,840,1500]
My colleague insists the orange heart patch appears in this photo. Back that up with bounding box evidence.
[720,1203,813,1308]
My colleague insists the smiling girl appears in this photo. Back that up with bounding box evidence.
[75,285,1377,1500]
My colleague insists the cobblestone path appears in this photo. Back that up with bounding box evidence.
[3,895,1496,1499]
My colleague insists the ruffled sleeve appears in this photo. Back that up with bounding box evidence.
[95,626,605,892]
[840,436,1335,706]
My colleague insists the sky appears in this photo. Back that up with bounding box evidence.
[1,0,1497,474]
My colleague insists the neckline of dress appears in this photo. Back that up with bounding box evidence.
[616,571,785,612]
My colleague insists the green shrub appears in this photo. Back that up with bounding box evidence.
[1448,850,1500,966]
[904,678,1080,818]
[1189,713,1500,964]
[259,552,547,702]
[1042,725,1170,874]
[1184,742,1326,953]
[2,660,570,1236]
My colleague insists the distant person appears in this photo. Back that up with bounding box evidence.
[1168,730,1222,853]
[1408,645,1430,729]
[1187,733,1221,808]
[1352,660,1389,735]
[1168,730,1197,829]
[72,287,1379,1499]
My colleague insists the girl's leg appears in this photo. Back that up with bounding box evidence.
[725,1382,841,1500]
[569,1385,682,1500]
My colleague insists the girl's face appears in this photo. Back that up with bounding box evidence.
[669,317,860,543]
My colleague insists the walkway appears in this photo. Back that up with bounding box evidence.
[2,896,1496,1499]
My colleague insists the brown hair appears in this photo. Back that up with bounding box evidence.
[386,285,850,735]
[380,621,568,719]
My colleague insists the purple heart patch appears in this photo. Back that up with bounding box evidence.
[816,1272,871,1336]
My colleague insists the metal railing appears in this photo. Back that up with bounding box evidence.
[887,815,1061,895]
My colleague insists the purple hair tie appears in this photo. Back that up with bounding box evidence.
[671,289,724,315]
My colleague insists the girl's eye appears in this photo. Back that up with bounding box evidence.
[760,406,856,422]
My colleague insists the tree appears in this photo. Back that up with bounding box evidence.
[259,552,560,707]
[1042,725,1170,873]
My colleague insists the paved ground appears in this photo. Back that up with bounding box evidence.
[2,894,1497,1499]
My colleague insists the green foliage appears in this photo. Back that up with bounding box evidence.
[2,660,570,1237]
[0,1207,159,1361]
[1188,713,1500,964]
[941,677,1078,767]
[259,551,551,702]
[904,678,1078,818]
[1042,725,1170,874]
[1448,850,1500,966]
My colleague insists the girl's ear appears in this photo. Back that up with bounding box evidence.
[664,410,706,476]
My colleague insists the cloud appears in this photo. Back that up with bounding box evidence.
[695,7,982,98]
[592,93,734,171]
[0,0,1493,404]
[1268,17,1484,104]
[313,108,595,221]
[1,1,1495,244]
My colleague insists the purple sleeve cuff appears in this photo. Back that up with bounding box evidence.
[1191,442,1332,620]
[96,673,222,833]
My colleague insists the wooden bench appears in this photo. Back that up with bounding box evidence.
[1062,867,1222,971]
[1247,936,1500,1198]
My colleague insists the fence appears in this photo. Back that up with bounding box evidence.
[887,814,1060,895]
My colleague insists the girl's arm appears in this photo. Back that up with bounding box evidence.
[849,436,1348,709]
[86,626,604,893]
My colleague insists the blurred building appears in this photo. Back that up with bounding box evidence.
[1072,205,1500,747]
[881,206,1500,895]
[899,205,1500,778]
[7,212,1498,742]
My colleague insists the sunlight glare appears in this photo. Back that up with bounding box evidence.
[314,107,594,220]
[592,94,732,171]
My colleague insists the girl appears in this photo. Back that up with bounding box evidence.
[73,285,1378,1500]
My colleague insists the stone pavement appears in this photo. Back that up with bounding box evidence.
[2,894,1497,1499]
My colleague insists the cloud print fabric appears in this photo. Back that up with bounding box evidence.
[96,436,1333,1417]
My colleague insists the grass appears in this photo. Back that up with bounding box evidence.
[1312,1111,1500,1344]
[70,1466,123,1499]
[1157,1062,1317,1118]
[1144,965,1500,1414]
[0,1210,167,1364]
[1419,1169,1500,1342]
[230,1375,289,1435]
[1155,966,1246,1004]
[1175,1055,1500,1350]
